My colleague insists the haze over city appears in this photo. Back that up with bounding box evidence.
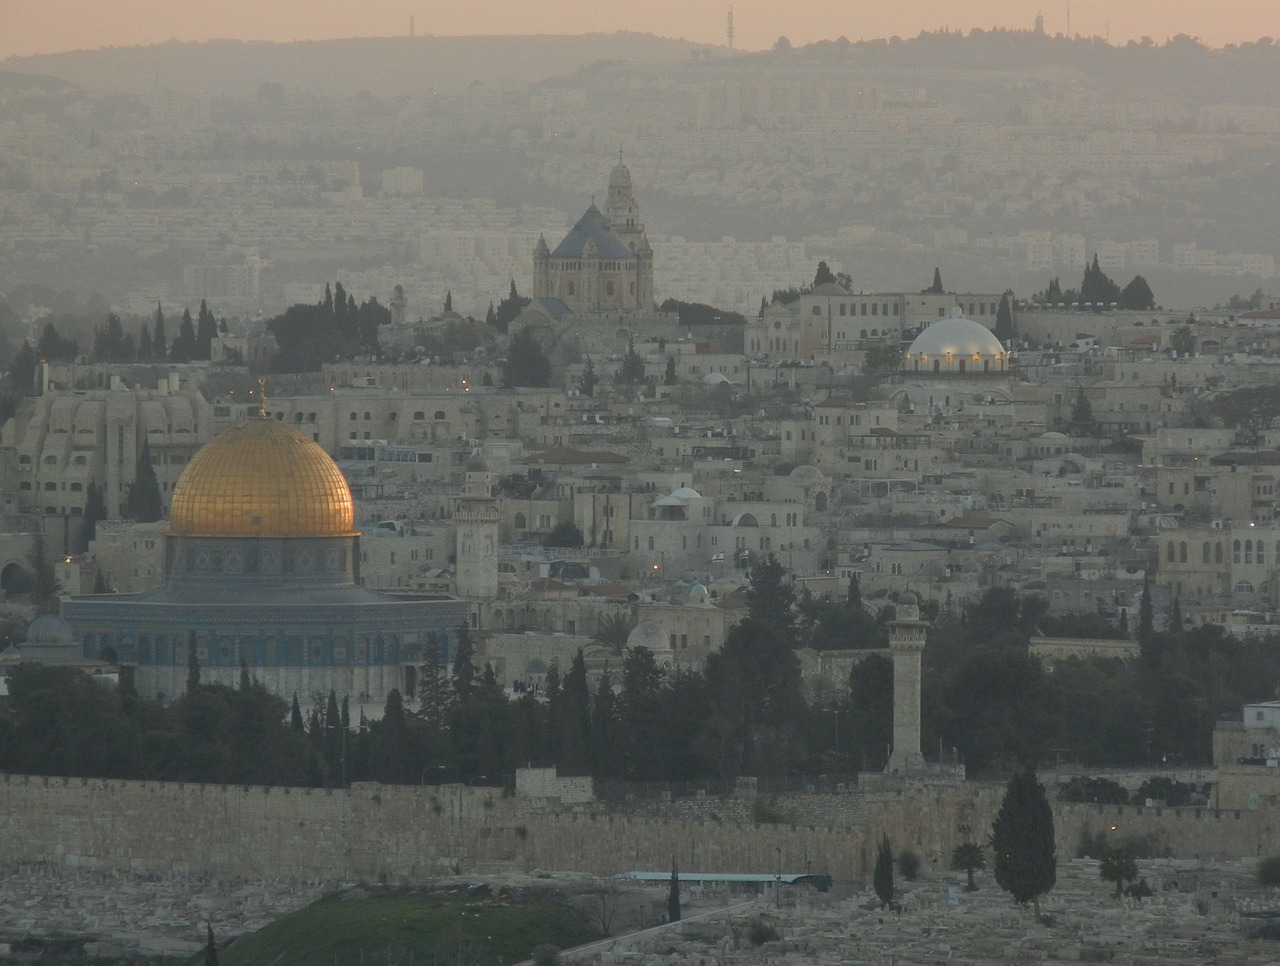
[5,0,1280,58]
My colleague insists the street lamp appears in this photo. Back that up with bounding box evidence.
[422,764,447,785]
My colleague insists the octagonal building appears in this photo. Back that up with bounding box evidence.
[60,415,466,704]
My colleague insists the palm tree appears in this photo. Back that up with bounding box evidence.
[592,611,636,657]
[1099,846,1137,899]
[950,841,986,892]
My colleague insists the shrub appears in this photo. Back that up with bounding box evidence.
[748,920,780,946]
[1058,776,1128,805]
[898,849,921,881]
[750,796,793,825]
[532,943,561,966]
[1257,856,1280,886]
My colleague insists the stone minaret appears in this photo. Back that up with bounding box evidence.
[887,592,928,775]
[453,454,499,601]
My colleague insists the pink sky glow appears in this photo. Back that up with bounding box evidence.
[3,0,1279,60]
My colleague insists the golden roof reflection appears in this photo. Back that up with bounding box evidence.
[169,417,356,537]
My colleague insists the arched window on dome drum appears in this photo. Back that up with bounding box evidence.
[958,359,966,373]
[933,360,940,373]
[984,360,990,372]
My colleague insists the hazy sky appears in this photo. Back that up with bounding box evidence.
[3,0,1279,60]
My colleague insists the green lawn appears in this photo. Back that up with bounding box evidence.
[218,887,598,966]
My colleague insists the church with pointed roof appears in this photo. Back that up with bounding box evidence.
[532,159,654,315]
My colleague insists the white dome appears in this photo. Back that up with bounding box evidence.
[671,487,702,499]
[907,316,1004,360]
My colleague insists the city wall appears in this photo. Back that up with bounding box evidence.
[0,775,1274,886]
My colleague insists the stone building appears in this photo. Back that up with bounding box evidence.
[532,161,654,315]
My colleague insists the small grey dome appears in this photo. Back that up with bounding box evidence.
[24,614,74,645]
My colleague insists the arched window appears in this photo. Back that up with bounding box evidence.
[363,411,371,420]
[606,281,615,296]
[1259,543,1266,566]
[1179,542,1187,563]
[1218,543,1225,564]
[514,512,527,530]
[1168,542,1176,563]
[349,412,357,421]
[1202,542,1211,564]
[770,513,777,527]
[647,536,654,551]
[413,412,425,421]
[1234,539,1242,564]
[1236,580,1255,594]
[1246,540,1253,564]
[434,411,446,420]
[933,360,941,373]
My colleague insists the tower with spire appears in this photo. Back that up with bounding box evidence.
[532,159,653,314]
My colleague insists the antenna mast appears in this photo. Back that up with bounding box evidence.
[727,7,734,50]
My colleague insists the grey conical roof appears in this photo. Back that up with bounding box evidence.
[550,205,636,260]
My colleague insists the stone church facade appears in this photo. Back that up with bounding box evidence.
[532,161,654,314]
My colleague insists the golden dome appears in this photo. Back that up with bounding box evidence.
[169,418,356,537]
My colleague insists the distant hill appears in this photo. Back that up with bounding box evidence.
[0,32,705,97]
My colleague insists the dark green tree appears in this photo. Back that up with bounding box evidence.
[668,860,681,922]
[37,322,78,361]
[863,344,901,373]
[615,336,646,385]
[1168,325,1197,357]
[1119,275,1155,310]
[204,922,218,965]
[196,300,217,360]
[170,308,197,363]
[927,267,944,294]
[543,521,585,548]
[78,480,108,552]
[1099,846,1137,899]
[152,304,167,360]
[239,658,251,692]
[451,624,478,701]
[124,440,163,522]
[29,533,59,615]
[813,261,837,287]
[1080,254,1121,305]
[991,765,1057,916]
[1137,582,1154,650]
[444,291,453,313]
[581,357,598,397]
[1069,387,1096,435]
[994,292,1014,343]
[664,355,678,385]
[7,340,36,395]
[138,323,153,361]
[745,554,796,633]
[418,632,452,728]
[951,842,986,891]
[503,328,552,388]
[491,279,530,333]
[186,638,201,694]
[874,836,895,908]
[1211,384,1280,446]
[92,313,133,363]
[290,694,305,732]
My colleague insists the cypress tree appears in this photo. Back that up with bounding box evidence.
[124,440,163,523]
[994,292,1014,343]
[186,638,201,693]
[239,657,251,691]
[152,303,167,360]
[874,836,895,909]
[668,860,681,922]
[452,624,478,701]
[991,765,1057,917]
[664,355,677,385]
[1137,581,1154,652]
[581,357,598,398]
[290,694,305,732]
[929,267,944,293]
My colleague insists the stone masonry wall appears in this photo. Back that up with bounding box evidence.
[0,775,1275,886]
